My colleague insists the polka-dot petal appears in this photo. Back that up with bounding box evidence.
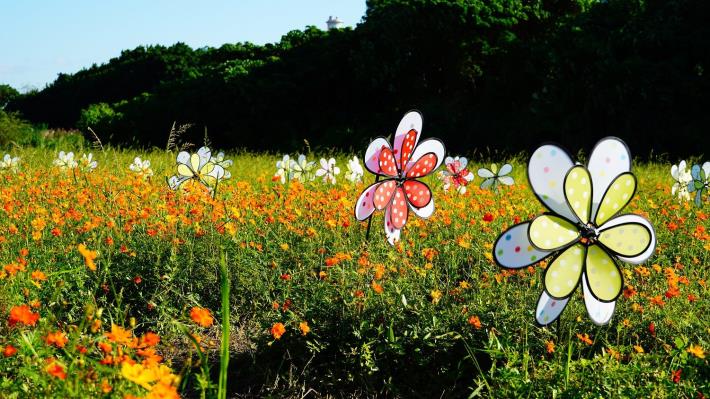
[406,138,445,176]
[354,181,379,221]
[383,205,401,246]
[493,222,551,269]
[363,138,392,176]
[597,222,651,258]
[389,187,409,229]
[582,273,616,325]
[378,147,399,177]
[544,243,586,299]
[594,172,636,225]
[535,290,570,326]
[403,180,432,208]
[528,214,580,251]
[564,165,593,224]
[406,153,438,178]
[587,137,632,221]
[373,180,396,210]
[598,214,656,264]
[527,144,577,222]
[399,129,418,171]
[584,245,623,302]
[393,111,423,170]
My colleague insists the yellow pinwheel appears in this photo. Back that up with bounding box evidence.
[168,146,226,191]
[493,137,656,326]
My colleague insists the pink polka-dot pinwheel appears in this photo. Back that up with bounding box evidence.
[492,137,656,326]
[354,111,446,245]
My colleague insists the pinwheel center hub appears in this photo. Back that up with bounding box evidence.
[394,176,407,186]
[579,223,599,244]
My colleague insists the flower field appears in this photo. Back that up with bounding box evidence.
[0,147,708,398]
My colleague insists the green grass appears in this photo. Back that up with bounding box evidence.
[0,146,707,398]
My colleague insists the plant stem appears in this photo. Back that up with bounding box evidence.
[218,249,230,399]
[364,174,381,241]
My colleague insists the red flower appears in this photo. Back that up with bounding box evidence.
[671,369,681,383]
[648,322,656,337]
[483,213,494,222]
[3,345,17,357]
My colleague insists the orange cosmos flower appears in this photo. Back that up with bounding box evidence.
[8,305,39,327]
[3,345,17,357]
[78,243,98,271]
[687,344,706,359]
[45,359,67,380]
[649,295,666,307]
[45,331,68,348]
[271,322,286,340]
[468,315,482,329]
[545,340,555,354]
[140,332,160,347]
[31,270,47,281]
[105,324,134,346]
[576,333,593,346]
[190,307,214,327]
[371,281,384,294]
[299,321,310,336]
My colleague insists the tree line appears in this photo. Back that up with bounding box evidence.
[6,0,709,158]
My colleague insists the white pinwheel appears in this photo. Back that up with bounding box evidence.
[274,155,291,184]
[129,157,154,178]
[670,160,692,202]
[78,153,98,172]
[344,156,364,183]
[316,157,340,185]
[493,137,656,326]
[168,146,225,191]
[0,154,20,173]
[289,154,315,182]
[687,162,709,207]
[53,151,78,170]
[477,163,514,190]
[212,151,233,180]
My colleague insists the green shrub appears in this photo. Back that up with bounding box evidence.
[0,110,34,147]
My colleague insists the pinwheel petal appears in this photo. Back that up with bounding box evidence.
[527,144,577,222]
[535,291,569,326]
[374,180,397,210]
[390,187,409,229]
[393,111,422,170]
[494,222,551,269]
[403,180,432,208]
[587,137,631,221]
[544,243,586,299]
[384,205,401,245]
[364,138,392,176]
[529,214,580,251]
[584,245,623,302]
[407,138,445,175]
[379,147,399,177]
[594,173,637,225]
[354,182,379,221]
[598,221,652,258]
[564,166,593,224]
[582,274,616,325]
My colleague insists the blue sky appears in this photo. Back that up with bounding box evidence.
[0,0,367,91]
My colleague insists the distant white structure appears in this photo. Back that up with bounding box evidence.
[326,16,344,30]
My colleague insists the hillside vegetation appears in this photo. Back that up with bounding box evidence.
[6,0,710,157]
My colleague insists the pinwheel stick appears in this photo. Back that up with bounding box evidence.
[364,174,381,242]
